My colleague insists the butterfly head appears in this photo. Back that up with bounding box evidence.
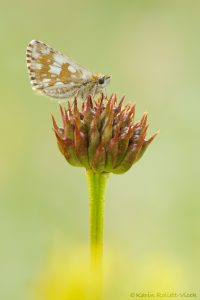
[95,74,111,93]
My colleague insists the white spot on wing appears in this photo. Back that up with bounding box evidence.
[41,47,50,55]
[53,62,61,67]
[32,50,40,59]
[68,65,76,73]
[54,53,67,65]
[32,63,42,69]
[49,65,61,74]
[55,82,63,86]
[29,40,38,46]
[81,73,87,80]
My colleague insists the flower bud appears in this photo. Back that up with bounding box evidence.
[52,95,158,174]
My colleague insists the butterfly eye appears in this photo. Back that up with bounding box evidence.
[98,77,105,85]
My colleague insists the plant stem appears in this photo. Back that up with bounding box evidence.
[86,170,109,269]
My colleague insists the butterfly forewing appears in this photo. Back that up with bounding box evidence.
[26,40,93,98]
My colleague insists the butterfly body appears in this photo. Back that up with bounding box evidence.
[26,40,110,100]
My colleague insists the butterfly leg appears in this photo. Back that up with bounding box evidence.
[87,83,98,100]
[104,87,108,99]
[91,85,97,99]
[73,85,85,101]
[75,89,80,98]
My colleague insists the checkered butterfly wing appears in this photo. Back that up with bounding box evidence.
[26,40,93,99]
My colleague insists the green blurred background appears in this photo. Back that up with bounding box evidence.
[1,0,200,299]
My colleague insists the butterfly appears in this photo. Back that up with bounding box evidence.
[26,40,111,100]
